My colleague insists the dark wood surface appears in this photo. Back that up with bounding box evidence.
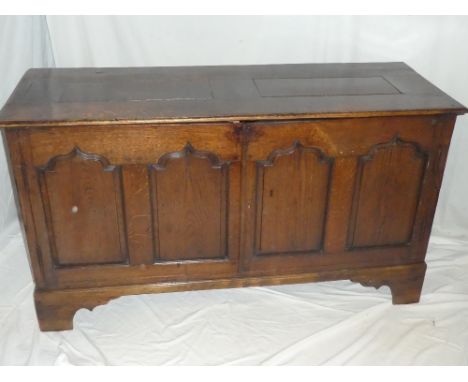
[35,262,427,331]
[38,147,128,266]
[0,62,466,127]
[1,62,466,331]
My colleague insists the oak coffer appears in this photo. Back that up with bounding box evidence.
[0,63,466,331]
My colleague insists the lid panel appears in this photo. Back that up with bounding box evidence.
[0,62,465,127]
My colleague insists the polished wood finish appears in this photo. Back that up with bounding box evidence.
[348,137,427,249]
[0,63,465,127]
[254,142,331,255]
[0,63,465,331]
[38,147,128,266]
[35,262,426,331]
[149,143,230,261]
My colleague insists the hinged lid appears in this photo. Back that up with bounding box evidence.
[0,62,466,128]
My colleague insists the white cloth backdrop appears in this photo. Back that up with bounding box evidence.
[1,16,468,365]
[0,16,54,246]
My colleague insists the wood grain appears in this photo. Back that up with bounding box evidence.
[34,262,427,331]
[0,63,465,127]
[254,141,331,255]
[122,165,154,265]
[149,144,229,261]
[37,147,128,266]
[348,137,427,248]
[0,63,464,331]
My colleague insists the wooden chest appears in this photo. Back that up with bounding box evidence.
[0,63,466,331]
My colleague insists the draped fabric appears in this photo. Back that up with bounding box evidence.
[1,16,467,365]
[0,16,54,246]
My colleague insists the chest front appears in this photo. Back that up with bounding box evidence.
[1,63,465,331]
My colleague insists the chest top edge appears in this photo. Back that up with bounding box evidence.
[0,109,466,130]
[0,63,466,129]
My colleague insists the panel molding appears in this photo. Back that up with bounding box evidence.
[148,142,231,262]
[37,146,128,267]
[254,141,333,256]
[38,146,118,172]
[256,140,331,168]
[151,142,229,171]
[347,135,428,250]
[360,135,426,163]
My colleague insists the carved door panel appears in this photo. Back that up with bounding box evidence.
[37,147,128,267]
[148,143,230,262]
[252,142,332,256]
[347,137,427,249]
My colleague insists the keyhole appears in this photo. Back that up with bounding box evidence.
[71,206,78,214]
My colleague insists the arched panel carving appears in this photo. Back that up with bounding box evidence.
[348,136,427,249]
[37,147,128,267]
[254,141,333,256]
[149,143,230,262]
